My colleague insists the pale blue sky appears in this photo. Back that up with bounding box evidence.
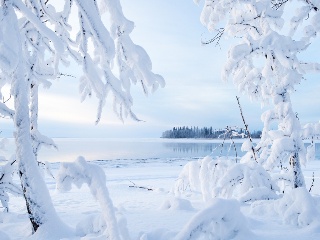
[1,0,319,138]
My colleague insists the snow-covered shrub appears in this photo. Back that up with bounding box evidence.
[215,161,278,201]
[0,159,21,212]
[174,160,202,195]
[56,156,127,240]
[260,122,320,193]
[174,156,278,202]
[275,187,320,227]
[174,198,254,240]
[251,187,320,227]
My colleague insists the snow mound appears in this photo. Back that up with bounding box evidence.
[239,186,279,203]
[27,219,74,240]
[160,197,194,211]
[76,211,130,240]
[139,228,176,240]
[174,198,254,240]
[76,214,106,237]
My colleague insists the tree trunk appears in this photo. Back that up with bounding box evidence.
[13,60,58,233]
[30,82,39,161]
[291,152,305,188]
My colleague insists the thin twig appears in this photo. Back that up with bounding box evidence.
[128,180,153,191]
[236,96,257,163]
[3,95,11,104]
[309,172,315,193]
[201,28,225,46]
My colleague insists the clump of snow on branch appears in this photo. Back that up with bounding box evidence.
[302,122,320,162]
[174,198,254,240]
[31,130,57,157]
[174,156,278,203]
[0,138,9,161]
[56,156,128,240]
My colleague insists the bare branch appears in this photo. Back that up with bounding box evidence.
[201,28,225,46]
[236,96,258,163]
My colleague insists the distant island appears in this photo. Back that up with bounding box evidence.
[161,126,262,139]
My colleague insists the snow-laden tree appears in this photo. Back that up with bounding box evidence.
[0,0,164,234]
[196,0,320,188]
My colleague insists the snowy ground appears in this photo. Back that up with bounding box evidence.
[1,156,320,239]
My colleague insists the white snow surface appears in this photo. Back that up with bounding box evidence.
[1,150,320,239]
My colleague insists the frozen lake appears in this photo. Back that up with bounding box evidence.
[2,138,320,163]
[38,138,247,163]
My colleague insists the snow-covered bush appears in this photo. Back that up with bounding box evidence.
[56,156,128,240]
[276,188,320,226]
[174,156,278,203]
[251,187,320,227]
[174,198,253,240]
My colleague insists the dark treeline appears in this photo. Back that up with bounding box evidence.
[161,126,262,139]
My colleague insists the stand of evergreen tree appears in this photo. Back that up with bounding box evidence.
[161,126,262,139]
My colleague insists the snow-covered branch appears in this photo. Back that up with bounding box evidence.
[57,156,124,240]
